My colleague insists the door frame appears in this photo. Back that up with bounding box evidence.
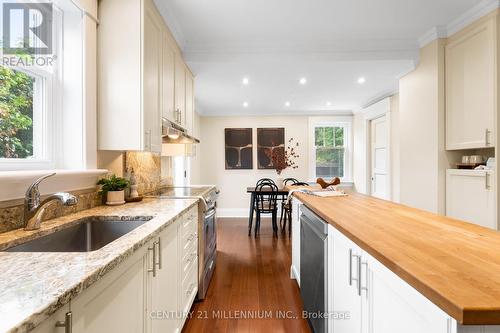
[363,98,392,200]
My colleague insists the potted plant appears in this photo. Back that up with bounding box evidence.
[265,138,300,188]
[97,175,130,205]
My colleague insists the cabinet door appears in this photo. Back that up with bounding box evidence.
[143,1,163,153]
[162,34,176,123]
[174,55,186,126]
[446,170,496,229]
[184,71,194,134]
[365,252,451,333]
[72,249,148,333]
[151,224,179,333]
[291,198,302,284]
[32,304,70,333]
[332,228,362,333]
[445,18,496,150]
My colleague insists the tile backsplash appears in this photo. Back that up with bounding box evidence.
[0,152,164,234]
[0,189,103,233]
[125,151,162,194]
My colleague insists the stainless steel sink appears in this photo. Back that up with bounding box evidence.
[5,216,153,252]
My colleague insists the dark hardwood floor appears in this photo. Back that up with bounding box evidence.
[182,217,311,333]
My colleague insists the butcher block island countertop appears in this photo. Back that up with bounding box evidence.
[294,191,500,325]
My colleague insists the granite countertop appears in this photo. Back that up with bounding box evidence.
[0,198,199,333]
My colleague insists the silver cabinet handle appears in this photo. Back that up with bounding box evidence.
[360,261,368,298]
[55,311,72,333]
[186,283,195,295]
[486,173,491,190]
[156,237,162,270]
[148,245,156,277]
[349,249,360,289]
[485,129,492,146]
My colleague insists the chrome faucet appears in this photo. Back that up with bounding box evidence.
[24,173,78,231]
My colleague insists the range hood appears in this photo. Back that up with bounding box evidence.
[162,118,200,144]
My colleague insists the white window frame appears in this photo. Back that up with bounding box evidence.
[0,3,63,171]
[308,116,353,182]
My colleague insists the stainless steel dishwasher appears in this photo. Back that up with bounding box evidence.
[300,206,328,333]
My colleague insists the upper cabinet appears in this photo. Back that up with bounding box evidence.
[185,70,195,134]
[445,14,497,150]
[98,0,195,151]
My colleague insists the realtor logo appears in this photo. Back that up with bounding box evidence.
[2,2,53,54]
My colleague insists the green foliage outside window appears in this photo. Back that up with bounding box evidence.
[315,126,345,178]
[0,66,34,158]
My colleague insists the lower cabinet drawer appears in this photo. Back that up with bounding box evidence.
[181,243,198,277]
[181,208,198,236]
[181,260,198,314]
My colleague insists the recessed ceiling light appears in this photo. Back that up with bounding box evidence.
[285,101,291,107]
[357,77,366,84]
[243,102,249,108]
[326,101,332,107]
[299,77,307,85]
[242,77,249,85]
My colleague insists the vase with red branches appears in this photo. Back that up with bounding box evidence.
[264,138,300,187]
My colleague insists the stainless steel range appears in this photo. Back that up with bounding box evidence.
[146,186,219,300]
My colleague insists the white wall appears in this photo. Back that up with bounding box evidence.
[399,39,448,214]
[352,96,399,201]
[199,116,310,216]
[390,94,400,203]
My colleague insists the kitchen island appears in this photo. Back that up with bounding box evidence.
[293,191,500,331]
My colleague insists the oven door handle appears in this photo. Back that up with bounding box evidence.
[205,208,216,220]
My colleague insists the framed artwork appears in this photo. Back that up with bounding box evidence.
[257,128,285,169]
[225,128,253,169]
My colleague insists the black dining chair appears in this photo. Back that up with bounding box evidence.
[254,182,279,238]
[248,178,277,236]
[280,182,310,236]
[256,178,276,186]
[283,178,299,185]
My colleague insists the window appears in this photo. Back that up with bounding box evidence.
[314,126,345,178]
[0,1,87,171]
[0,67,45,160]
[309,119,352,181]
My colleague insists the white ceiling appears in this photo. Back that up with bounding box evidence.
[154,0,480,116]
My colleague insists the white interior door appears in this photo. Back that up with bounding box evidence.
[370,116,389,200]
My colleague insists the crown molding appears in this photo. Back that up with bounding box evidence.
[447,0,500,36]
[418,26,447,48]
[418,0,500,48]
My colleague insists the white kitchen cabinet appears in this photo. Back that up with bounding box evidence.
[98,0,162,152]
[364,251,451,333]
[331,227,363,333]
[31,304,70,333]
[329,224,453,333]
[71,246,148,333]
[149,223,180,333]
[445,14,496,150]
[178,211,198,328]
[290,197,303,285]
[174,56,186,127]
[185,71,195,134]
[161,34,176,126]
[446,169,496,230]
[34,207,198,333]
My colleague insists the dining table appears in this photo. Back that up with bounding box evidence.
[246,183,321,235]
